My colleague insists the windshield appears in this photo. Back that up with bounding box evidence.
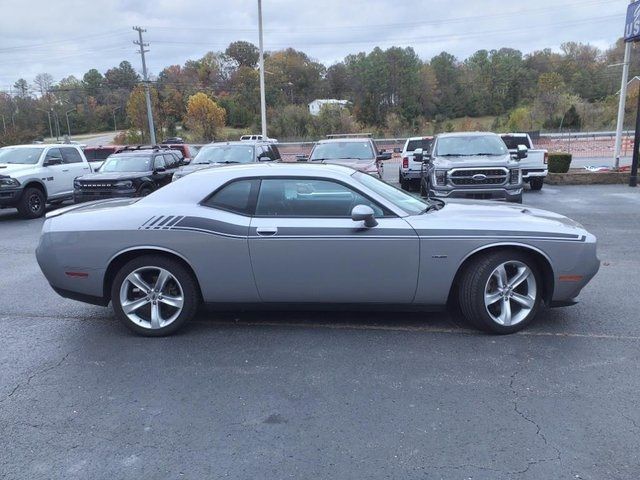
[193,145,254,164]
[99,155,152,172]
[435,135,508,157]
[310,141,374,161]
[353,171,429,215]
[0,147,44,164]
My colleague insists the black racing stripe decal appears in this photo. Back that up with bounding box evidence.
[155,216,175,228]
[174,216,249,237]
[414,229,582,240]
[147,216,164,228]
[166,215,184,227]
[140,216,157,228]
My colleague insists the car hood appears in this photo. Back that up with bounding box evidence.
[0,163,38,176]
[406,200,587,238]
[432,154,517,169]
[76,171,150,181]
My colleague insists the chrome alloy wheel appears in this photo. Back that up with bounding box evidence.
[29,193,42,213]
[484,261,537,327]
[119,266,184,330]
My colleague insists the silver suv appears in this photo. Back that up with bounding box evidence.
[417,132,524,203]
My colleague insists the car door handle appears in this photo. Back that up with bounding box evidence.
[256,227,278,237]
[62,169,69,172]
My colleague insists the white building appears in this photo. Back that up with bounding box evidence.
[308,99,350,116]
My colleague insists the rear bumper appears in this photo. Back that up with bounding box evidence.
[400,169,422,180]
[523,169,548,179]
[0,187,23,208]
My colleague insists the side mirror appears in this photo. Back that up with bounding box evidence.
[393,147,402,154]
[516,144,528,160]
[44,157,63,166]
[376,152,392,161]
[155,166,166,173]
[258,154,272,162]
[413,148,424,162]
[351,205,378,228]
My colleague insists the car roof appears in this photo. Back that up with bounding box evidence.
[406,136,433,141]
[202,141,272,147]
[194,161,354,178]
[1,144,78,149]
[316,137,373,144]
[114,149,170,156]
[436,132,499,138]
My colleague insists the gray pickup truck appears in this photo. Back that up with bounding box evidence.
[417,132,525,203]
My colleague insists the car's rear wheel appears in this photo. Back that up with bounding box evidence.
[529,178,544,191]
[111,255,199,336]
[458,250,542,334]
[17,187,46,219]
[399,170,409,190]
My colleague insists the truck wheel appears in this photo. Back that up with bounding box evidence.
[399,170,409,190]
[138,186,153,197]
[17,187,46,219]
[111,255,200,336]
[419,178,429,197]
[529,178,544,191]
[458,250,542,334]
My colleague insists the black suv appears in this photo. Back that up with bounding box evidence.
[73,148,182,203]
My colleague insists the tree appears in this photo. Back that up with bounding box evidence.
[226,41,259,68]
[83,69,104,97]
[535,72,567,126]
[33,73,54,97]
[184,92,226,141]
[13,79,30,98]
[105,61,140,91]
[126,85,161,142]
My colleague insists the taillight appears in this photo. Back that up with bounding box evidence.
[402,157,409,168]
[544,152,548,164]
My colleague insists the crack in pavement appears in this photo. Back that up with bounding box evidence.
[0,350,74,405]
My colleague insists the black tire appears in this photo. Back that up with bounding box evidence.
[458,250,543,334]
[419,177,429,197]
[399,170,410,190]
[111,255,200,336]
[17,187,46,219]
[529,178,544,191]
[138,186,153,197]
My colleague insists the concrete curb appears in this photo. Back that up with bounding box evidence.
[546,171,631,185]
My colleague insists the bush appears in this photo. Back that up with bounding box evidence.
[548,153,572,173]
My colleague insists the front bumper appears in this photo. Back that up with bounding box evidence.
[73,189,137,203]
[429,187,523,201]
[0,187,23,208]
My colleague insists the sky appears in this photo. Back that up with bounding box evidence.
[0,0,632,91]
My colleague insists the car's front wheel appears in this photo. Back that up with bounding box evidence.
[458,250,542,334]
[17,187,46,219]
[529,178,544,191]
[111,255,200,336]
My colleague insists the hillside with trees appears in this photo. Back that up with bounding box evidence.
[1,38,639,145]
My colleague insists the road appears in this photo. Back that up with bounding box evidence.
[1,185,639,479]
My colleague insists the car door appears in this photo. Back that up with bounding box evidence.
[60,147,90,193]
[248,177,420,303]
[151,154,170,187]
[41,148,68,197]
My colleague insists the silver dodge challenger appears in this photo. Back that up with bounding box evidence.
[36,163,599,336]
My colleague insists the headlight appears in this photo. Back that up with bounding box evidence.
[433,169,447,186]
[73,178,81,188]
[509,168,521,185]
[114,180,133,189]
[0,177,20,188]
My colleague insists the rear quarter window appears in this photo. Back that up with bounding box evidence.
[406,139,433,152]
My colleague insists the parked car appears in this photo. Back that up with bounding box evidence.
[37,163,599,337]
[73,148,181,203]
[82,145,126,172]
[161,137,184,144]
[418,132,525,203]
[0,144,92,218]
[172,141,281,181]
[161,144,202,164]
[304,137,387,178]
[501,133,548,191]
[240,134,278,143]
[399,136,434,190]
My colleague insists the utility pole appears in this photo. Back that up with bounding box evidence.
[36,108,53,140]
[133,26,157,144]
[113,106,121,133]
[614,0,635,170]
[65,108,75,136]
[1,115,6,133]
[258,0,267,138]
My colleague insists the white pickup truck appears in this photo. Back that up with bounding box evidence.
[501,133,548,190]
[0,144,93,219]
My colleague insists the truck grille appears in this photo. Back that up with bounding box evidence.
[449,168,508,186]
[78,182,115,190]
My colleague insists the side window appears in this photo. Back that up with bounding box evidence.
[256,145,268,161]
[255,178,385,217]
[60,147,83,164]
[202,179,258,215]
[270,145,281,160]
[164,154,177,168]
[154,155,166,170]
[45,148,63,163]
[84,149,95,161]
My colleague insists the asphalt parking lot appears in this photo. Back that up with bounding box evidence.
[1,184,639,479]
